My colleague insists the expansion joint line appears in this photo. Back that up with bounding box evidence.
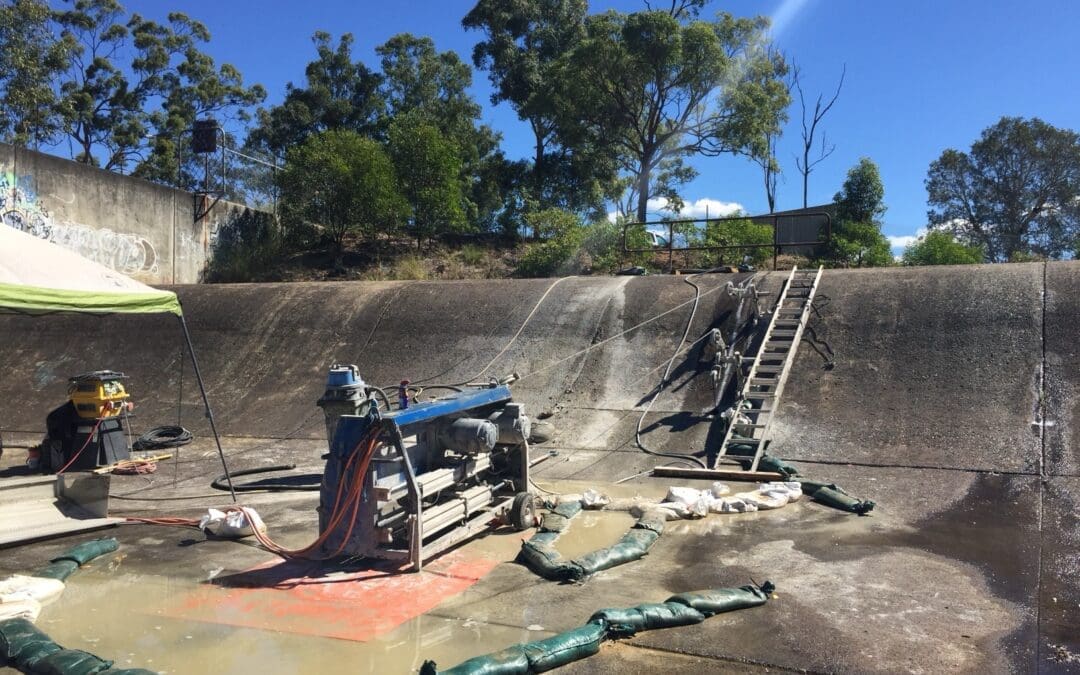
[1036,261,1048,667]
[622,641,826,675]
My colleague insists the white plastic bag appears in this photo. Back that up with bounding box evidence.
[199,507,267,538]
[582,489,610,509]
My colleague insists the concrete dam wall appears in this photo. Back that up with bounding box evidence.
[0,142,267,284]
[1,262,1077,671]
[0,262,1074,477]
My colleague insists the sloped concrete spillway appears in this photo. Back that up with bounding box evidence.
[0,263,1077,673]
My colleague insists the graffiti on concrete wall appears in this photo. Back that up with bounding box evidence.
[0,171,159,276]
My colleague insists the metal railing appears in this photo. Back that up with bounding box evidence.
[621,212,832,270]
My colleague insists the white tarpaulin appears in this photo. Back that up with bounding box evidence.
[0,226,180,315]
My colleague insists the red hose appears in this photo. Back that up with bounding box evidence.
[56,417,105,475]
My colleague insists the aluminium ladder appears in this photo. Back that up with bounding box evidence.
[711,265,824,472]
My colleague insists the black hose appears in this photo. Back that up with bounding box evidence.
[132,426,193,451]
[210,464,322,492]
[367,386,392,411]
[635,275,709,468]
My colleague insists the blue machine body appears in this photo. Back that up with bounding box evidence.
[319,384,524,567]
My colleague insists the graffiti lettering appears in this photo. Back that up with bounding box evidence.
[0,171,158,275]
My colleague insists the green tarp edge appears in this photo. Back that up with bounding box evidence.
[0,283,182,316]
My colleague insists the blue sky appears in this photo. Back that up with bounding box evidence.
[125,0,1080,254]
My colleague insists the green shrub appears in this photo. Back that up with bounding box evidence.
[394,255,429,280]
[459,243,486,266]
[903,230,984,266]
[581,219,651,273]
[204,208,281,282]
[516,209,586,277]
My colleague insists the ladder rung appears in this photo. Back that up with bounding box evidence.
[754,366,783,372]
[770,330,797,337]
[745,392,776,398]
[727,438,762,446]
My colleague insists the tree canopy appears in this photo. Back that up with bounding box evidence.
[820,157,892,267]
[463,0,613,217]
[0,0,265,176]
[277,129,405,266]
[561,7,789,223]
[901,230,983,266]
[925,116,1080,262]
[246,32,382,158]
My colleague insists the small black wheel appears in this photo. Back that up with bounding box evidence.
[509,491,535,531]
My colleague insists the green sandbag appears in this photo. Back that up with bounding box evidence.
[756,454,800,478]
[795,478,833,495]
[529,531,561,546]
[515,542,583,582]
[0,618,61,670]
[538,513,569,533]
[572,528,658,576]
[52,538,119,566]
[32,560,80,581]
[666,583,774,616]
[633,513,666,536]
[427,644,530,675]
[523,623,605,673]
[552,501,582,519]
[34,649,113,675]
[812,486,875,515]
[588,602,704,637]
[33,537,119,580]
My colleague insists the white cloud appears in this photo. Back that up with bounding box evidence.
[647,197,744,219]
[887,227,928,251]
[607,197,745,223]
[887,234,919,249]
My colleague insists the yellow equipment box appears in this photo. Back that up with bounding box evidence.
[68,371,131,419]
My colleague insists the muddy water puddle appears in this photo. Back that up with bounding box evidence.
[22,482,663,674]
[34,569,541,674]
[546,510,638,560]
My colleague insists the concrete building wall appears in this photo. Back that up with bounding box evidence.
[0,143,265,284]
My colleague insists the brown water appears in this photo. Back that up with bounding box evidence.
[33,568,545,674]
[18,481,652,674]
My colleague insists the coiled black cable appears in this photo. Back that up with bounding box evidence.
[132,426,193,451]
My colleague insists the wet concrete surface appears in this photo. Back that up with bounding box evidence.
[1,265,1078,673]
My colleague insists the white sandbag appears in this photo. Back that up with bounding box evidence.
[582,489,610,509]
[638,501,690,520]
[654,506,690,521]
[760,481,803,501]
[0,574,65,605]
[710,482,731,497]
[0,598,41,622]
[664,486,703,505]
[685,496,711,518]
[607,496,651,513]
[712,497,758,513]
[740,490,789,510]
[199,507,267,538]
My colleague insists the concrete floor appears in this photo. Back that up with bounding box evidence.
[1,264,1078,673]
